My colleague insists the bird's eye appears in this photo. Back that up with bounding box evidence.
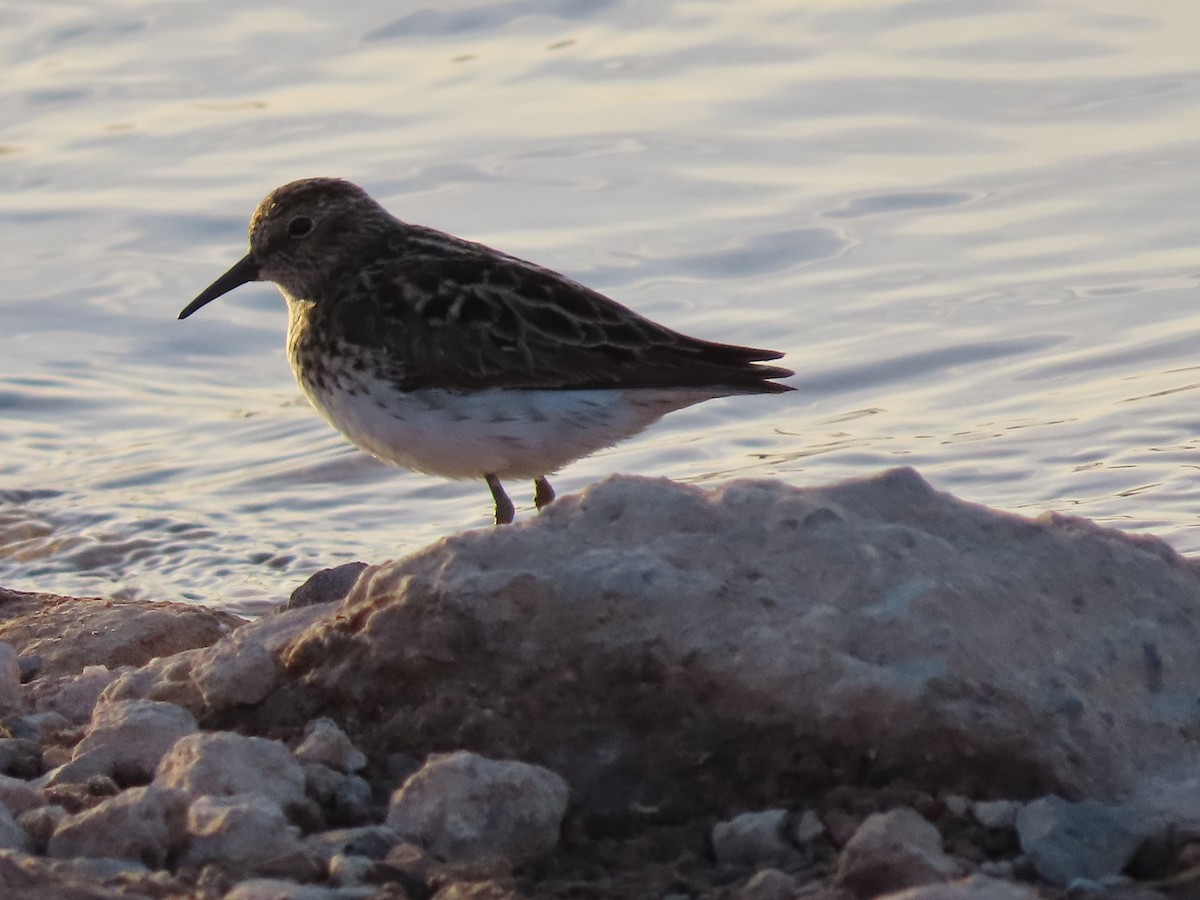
[287,216,314,238]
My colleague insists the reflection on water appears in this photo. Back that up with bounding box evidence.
[2,0,1200,610]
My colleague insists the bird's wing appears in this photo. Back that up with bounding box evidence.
[341,237,794,394]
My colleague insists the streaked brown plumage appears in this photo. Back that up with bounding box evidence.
[181,178,793,524]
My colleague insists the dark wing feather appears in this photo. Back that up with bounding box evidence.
[341,230,795,394]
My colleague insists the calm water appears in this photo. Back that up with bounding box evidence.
[3,1,1200,612]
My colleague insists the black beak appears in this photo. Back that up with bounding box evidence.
[178,254,261,319]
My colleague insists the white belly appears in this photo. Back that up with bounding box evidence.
[298,377,719,480]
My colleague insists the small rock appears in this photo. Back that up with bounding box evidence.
[18,803,67,852]
[294,718,367,773]
[191,634,279,707]
[25,664,127,723]
[0,738,41,778]
[794,808,827,844]
[972,800,1019,831]
[304,825,400,864]
[0,799,31,851]
[0,771,43,814]
[24,710,71,738]
[943,796,970,819]
[47,783,187,869]
[1014,795,1143,886]
[182,793,317,878]
[0,643,23,714]
[875,874,1041,898]
[155,731,305,810]
[834,807,964,897]
[386,751,568,865]
[285,562,369,610]
[50,698,197,786]
[304,762,343,807]
[328,852,373,886]
[738,867,799,900]
[334,774,373,823]
[712,809,796,867]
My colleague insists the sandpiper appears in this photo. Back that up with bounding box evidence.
[180,178,794,525]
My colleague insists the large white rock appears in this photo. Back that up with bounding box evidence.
[386,751,568,864]
[48,699,197,785]
[181,794,315,878]
[272,471,1200,828]
[154,731,305,810]
[46,784,187,868]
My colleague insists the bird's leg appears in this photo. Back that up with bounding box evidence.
[533,477,556,511]
[485,473,515,525]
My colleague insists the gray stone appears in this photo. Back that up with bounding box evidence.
[386,750,568,864]
[154,731,305,810]
[46,784,187,869]
[182,794,316,878]
[24,665,126,724]
[0,643,23,714]
[972,800,1019,830]
[18,804,67,852]
[0,772,43,815]
[49,699,197,786]
[303,825,399,864]
[294,718,366,773]
[1014,795,1143,886]
[712,809,795,867]
[285,562,370,610]
[834,807,963,896]
[0,800,31,852]
[270,470,1200,830]
[793,809,826,844]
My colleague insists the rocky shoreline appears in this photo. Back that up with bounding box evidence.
[1,469,1199,899]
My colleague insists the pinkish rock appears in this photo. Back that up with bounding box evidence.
[46,784,187,868]
[386,751,568,865]
[0,589,242,679]
[154,731,304,810]
[47,699,197,786]
[181,794,316,878]
[293,718,366,773]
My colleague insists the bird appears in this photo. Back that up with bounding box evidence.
[179,178,794,525]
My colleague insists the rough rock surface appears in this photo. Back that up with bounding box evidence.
[386,750,569,864]
[0,803,31,852]
[1014,794,1144,885]
[50,698,197,786]
[4,471,1200,897]
[711,809,796,867]
[0,589,242,679]
[182,793,315,878]
[249,470,1200,826]
[154,731,305,809]
[46,784,186,868]
[834,807,963,895]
